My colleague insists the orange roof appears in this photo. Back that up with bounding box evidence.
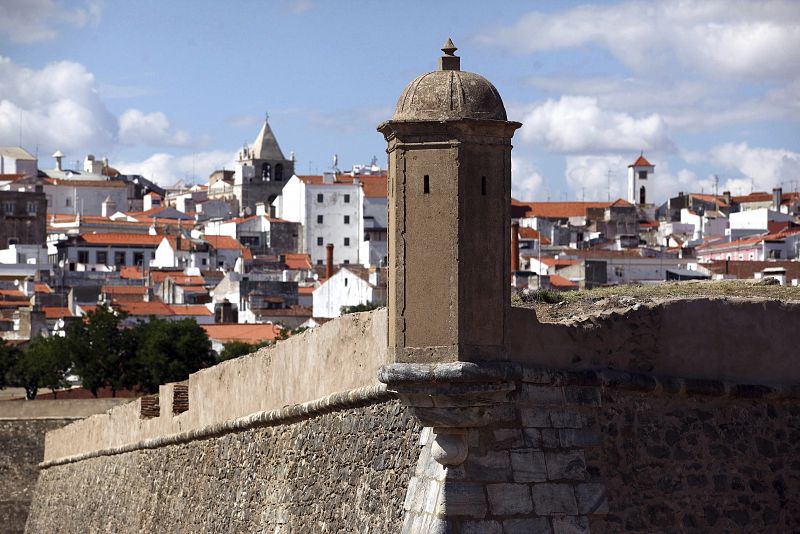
[629,154,653,167]
[102,285,147,295]
[540,258,579,268]
[298,286,315,295]
[45,178,128,188]
[43,307,73,319]
[639,220,660,228]
[514,200,631,219]
[114,301,173,316]
[284,253,312,270]
[119,266,145,279]
[168,304,213,316]
[203,235,244,250]
[34,283,53,293]
[297,173,387,198]
[78,233,165,247]
[150,272,205,285]
[549,274,578,288]
[202,323,282,343]
[0,289,27,300]
[517,227,552,245]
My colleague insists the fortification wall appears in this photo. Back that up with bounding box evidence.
[27,299,800,532]
[1,398,130,534]
[26,398,420,533]
[43,309,389,462]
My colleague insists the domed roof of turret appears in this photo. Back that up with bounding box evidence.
[392,39,507,122]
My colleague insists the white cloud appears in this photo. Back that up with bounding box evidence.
[477,1,800,80]
[286,0,315,14]
[0,0,103,43]
[118,109,193,147]
[511,156,544,201]
[520,96,674,154]
[114,150,235,187]
[711,142,800,192]
[0,55,117,153]
[564,155,627,202]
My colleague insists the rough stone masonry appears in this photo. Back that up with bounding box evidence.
[23,41,800,533]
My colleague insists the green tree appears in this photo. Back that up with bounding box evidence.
[217,340,270,362]
[340,302,380,315]
[69,304,135,397]
[12,336,71,400]
[0,340,19,390]
[133,318,215,393]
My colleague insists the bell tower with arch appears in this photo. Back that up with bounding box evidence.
[233,114,295,216]
[627,153,655,206]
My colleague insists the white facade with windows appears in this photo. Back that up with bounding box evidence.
[274,173,363,265]
[312,267,385,318]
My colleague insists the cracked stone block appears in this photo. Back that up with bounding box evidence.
[465,450,511,482]
[575,483,609,515]
[552,515,590,534]
[545,451,586,481]
[510,448,547,483]
[461,520,503,534]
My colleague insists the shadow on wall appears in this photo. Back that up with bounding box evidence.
[507,298,800,384]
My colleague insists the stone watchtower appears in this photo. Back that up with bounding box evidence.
[378,39,521,363]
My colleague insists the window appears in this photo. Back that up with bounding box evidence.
[344,237,350,246]
[65,197,72,207]
[481,176,487,196]
[202,258,208,266]
[639,185,646,204]
[133,252,144,266]
[3,201,14,215]
[738,254,743,260]
[423,175,430,194]
[77,250,89,264]
[317,215,323,224]
[344,278,348,287]
[638,170,647,181]
[114,251,126,266]
[344,215,350,224]
[614,266,624,278]
[343,259,350,264]
[262,163,271,181]
[26,201,37,215]
[275,164,283,182]
[317,193,324,203]
[96,251,107,265]
[317,237,323,246]
[344,194,350,203]
[317,259,323,265]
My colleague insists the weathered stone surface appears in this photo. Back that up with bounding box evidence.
[510,448,547,483]
[532,483,578,515]
[545,451,586,481]
[502,517,552,533]
[487,483,533,516]
[25,400,420,533]
[0,419,73,534]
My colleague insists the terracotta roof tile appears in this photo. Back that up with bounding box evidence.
[78,233,165,247]
[629,154,653,167]
[202,323,282,343]
[43,307,73,319]
[513,200,632,219]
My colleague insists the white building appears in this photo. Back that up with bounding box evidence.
[0,147,37,177]
[312,266,386,318]
[152,235,212,270]
[729,208,794,233]
[274,172,387,266]
[275,173,363,265]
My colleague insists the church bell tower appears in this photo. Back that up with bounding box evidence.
[378,40,521,363]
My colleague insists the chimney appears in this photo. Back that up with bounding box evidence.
[369,265,380,287]
[255,202,266,216]
[723,190,731,205]
[101,195,117,217]
[511,222,520,273]
[772,187,782,211]
[322,172,335,184]
[326,243,334,279]
[52,150,64,171]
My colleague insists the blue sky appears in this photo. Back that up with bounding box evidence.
[1,0,798,203]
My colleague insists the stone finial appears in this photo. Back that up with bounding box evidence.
[439,38,460,71]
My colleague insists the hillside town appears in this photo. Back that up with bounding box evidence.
[0,123,798,347]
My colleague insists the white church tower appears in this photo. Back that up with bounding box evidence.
[627,153,654,205]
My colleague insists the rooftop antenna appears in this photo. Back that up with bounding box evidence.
[606,169,615,201]
[18,110,22,147]
[713,174,719,198]
[750,177,755,194]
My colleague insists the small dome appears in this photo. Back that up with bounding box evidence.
[392,40,507,122]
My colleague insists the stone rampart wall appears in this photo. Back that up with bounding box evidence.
[26,398,421,533]
[386,362,800,532]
